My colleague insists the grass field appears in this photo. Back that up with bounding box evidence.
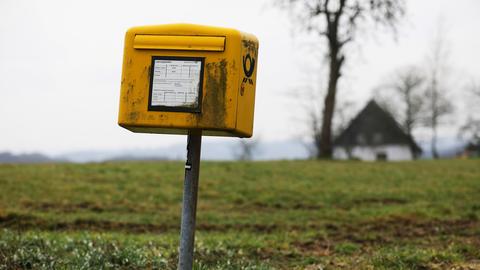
[0,160,479,269]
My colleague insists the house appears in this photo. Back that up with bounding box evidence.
[333,100,422,161]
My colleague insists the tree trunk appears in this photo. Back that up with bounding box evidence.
[405,112,417,159]
[430,77,439,160]
[318,48,343,159]
[431,124,439,159]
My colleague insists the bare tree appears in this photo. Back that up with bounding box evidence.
[423,29,454,159]
[233,138,260,161]
[374,66,426,137]
[459,117,480,146]
[277,0,406,158]
[300,87,356,158]
[459,80,480,146]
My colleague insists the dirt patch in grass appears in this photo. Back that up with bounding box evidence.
[325,215,478,244]
[350,197,408,206]
[244,202,321,211]
[22,201,106,213]
[1,213,478,240]
[21,201,153,214]
[0,213,172,233]
[358,215,477,241]
[294,215,480,257]
[241,198,408,212]
[0,213,280,233]
[199,223,279,233]
[335,197,408,210]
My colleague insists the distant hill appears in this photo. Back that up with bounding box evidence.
[0,152,63,164]
[105,155,170,162]
[417,138,467,159]
[1,137,466,164]
[57,139,309,163]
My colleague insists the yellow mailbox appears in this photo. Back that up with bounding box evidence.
[118,24,259,137]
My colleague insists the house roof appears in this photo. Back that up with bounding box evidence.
[333,100,422,154]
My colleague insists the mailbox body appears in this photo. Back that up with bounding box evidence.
[118,24,258,137]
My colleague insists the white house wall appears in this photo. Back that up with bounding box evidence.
[333,145,413,161]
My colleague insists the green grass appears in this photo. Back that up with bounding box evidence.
[0,160,479,269]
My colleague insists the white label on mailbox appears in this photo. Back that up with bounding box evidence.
[151,59,202,108]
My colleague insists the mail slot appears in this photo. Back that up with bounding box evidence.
[118,24,259,137]
[133,35,225,51]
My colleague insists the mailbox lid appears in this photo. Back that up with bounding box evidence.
[127,23,242,38]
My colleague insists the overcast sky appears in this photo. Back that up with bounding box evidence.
[1,0,479,155]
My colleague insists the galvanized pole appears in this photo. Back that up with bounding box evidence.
[178,129,202,270]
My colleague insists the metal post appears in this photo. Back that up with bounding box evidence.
[178,130,202,270]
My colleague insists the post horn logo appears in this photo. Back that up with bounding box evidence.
[242,54,255,85]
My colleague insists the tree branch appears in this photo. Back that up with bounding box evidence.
[338,36,353,47]
[333,0,347,25]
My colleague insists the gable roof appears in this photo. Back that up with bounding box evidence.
[333,100,422,154]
